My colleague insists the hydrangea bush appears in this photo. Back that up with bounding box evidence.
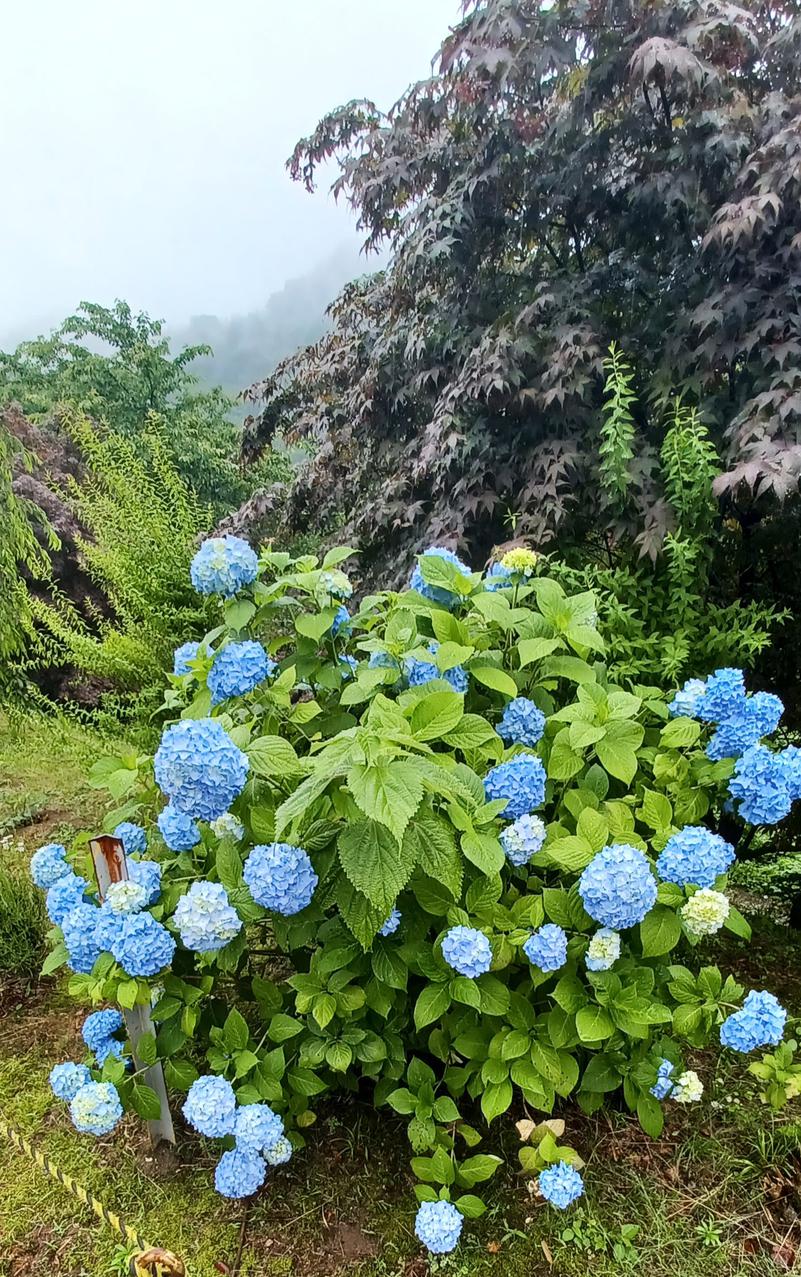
[35,540,800,1252]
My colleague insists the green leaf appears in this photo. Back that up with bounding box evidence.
[163,1059,198,1091]
[461,830,505,875]
[481,1080,513,1123]
[372,944,408,990]
[129,1082,161,1121]
[267,1014,304,1043]
[723,905,751,940]
[443,715,502,753]
[224,1008,250,1051]
[325,1041,353,1072]
[595,719,644,783]
[455,1194,487,1218]
[548,728,585,780]
[296,609,338,641]
[386,1087,417,1115]
[414,983,451,1029]
[348,759,424,843]
[581,1054,622,1093]
[640,906,681,958]
[637,1092,664,1138]
[224,599,256,631]
[216,839,244,893]
[248,735,302,779]
[470,665,518,697]
[336,880,385,949]
[410,690,464,740]
[540,655,596,684]
[275,769,337,836]
[575,1005,614,1043]
[403,807,463,899]
[338,818,417,916]
[660,717,701,748]
[456,1154,503,1187]
[639,790,673,830]
[518,637,562,667]
[134,1032,158,1067]
[544,834,595,872]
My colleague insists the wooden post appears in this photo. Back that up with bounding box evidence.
[89,835,176,1148]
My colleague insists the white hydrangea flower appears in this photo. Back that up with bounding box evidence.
[681,889,730,937]
[672,1069,704,1104]
[210,812,245,841]
[105,879,148,916]
[586,927,621,971]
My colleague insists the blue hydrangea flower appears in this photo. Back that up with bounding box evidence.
[234,1103,284,1153]
[409,545,471,608]
[183,1075,237,1138]
[720,990,787,1053]
[331,605,351,637]
[94,904,124,953]
[405,642,468,694]
[62,904,103,973]
[414,1199,463,1254]
[498,697,546,747]
[127,858,162,906]
[83,1009,124,1054]
[484,753,546,820]
[442,926,492,977]
[523,924,567,973]
[95,1039,125,1068]
[113,822,147,856]
[779,746,801,802]
[538,1161,584,1209]
[190,535,258,598]
[104,880,148,916]
[243,843,318,915]
[668,678,707,718]
[379,908,401,937]
[650,1058,675,1100]
[207,641,275,705]
[484,562,513,591]
[50,1061,92,1102]
[578,844,657,929]
[46,873,89,926]
[154,718,249,822]
[585,927,621,972]
[367,651,400,673]
[111,912,176,978]
[173,641,200,676]
[158,803,201,852]
[174,881,242,952]
[707,692,784,761]
[729,745,792,826]
[264,1135,293,1166]
[656,826,735,888]
[30,842,69,890]
[500,814,546,867]
[321,569,352,599]
[695,668,746,723]
[214,1148,266,1199]
[210,812,245,841]
[339,654,358,679]
[69,1081,123,1136]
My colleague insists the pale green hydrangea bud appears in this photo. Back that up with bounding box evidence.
[672,1069,704,1104]
[681,888,729,937]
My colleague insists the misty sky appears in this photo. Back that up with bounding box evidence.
[1,0,459,335]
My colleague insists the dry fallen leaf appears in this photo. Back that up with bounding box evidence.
[541,1238,554,1264]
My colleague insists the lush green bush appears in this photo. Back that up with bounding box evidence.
[0,851,47,984]
[44,546,795,1244]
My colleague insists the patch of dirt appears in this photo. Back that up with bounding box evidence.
[0,985,80,1057]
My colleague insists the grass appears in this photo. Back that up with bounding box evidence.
[0,713,800,1275]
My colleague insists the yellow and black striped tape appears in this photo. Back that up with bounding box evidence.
[0,1114,185,1277]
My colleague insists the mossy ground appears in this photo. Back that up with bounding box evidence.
[1,715,800,1276]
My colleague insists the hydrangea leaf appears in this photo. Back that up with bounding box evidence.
[410,690,465,740]
[640,905,682,957]
[403,809,463,900]
[347,760,425,843]
[338,818,417,915]
[248,735,303,779]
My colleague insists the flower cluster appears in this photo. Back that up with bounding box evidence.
[83,1009,124,1064]
[331,605,351,637]
[485,562,513,591]
[190,535,258,598]
[111,912,176,977]
[30,842,69,890]
[538,1161,584,1209]
[70,1081,123,1136]
[127,858,162,905]
[523,924,567,973]
[243,843,318,915]
[405,642,468,694]
[497,697,545,747]
[720,990,787,1053]
[500,546,538,576]
[681,889,729,937]
[112,822,147,856]
[183,1078,290,1197]
[154,718,249,822]
[158,803,201,851]
[442,926,492,977]
[414,1200,463,1254]
[578,845,657,929]
[215,1149,266,1199]
[62,903,105,973]
[379,908,401,937]
[173,881,242,952]
[207,640,276,705]
[671,1070,704,1104]
[484,753,546,820]
[668,678,707,718]
[46,873,88,926]
[50,1061,92,1101]
[173,641,200,676]
[211,812,245,841]
[183,1075,238,1137]
[104,879,148,916]
[656,826,735,888]
[650,1059,675,1100]
[706,691,783,761]
[409,546,471,608]
[500,814,546,867]
[585,927,620,972]
[234,1102,284,1152]
[695,668,746,723]
[729,745,793,826]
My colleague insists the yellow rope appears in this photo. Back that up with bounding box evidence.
[0,1114,185,1276]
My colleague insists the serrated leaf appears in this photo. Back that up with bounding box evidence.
[469,665,519,697]
[410,690,464,740]
[403,808,463,899]
[336,879,385,949]
[338,818,417,915]
[348,759,424,842]
[640,905,681,957]
[248,735,302,779]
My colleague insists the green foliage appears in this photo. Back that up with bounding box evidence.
[51,546,790,1238]
[0,300,290,513]
[599,345,637,507]
[0,424,55,663]
[0,854,47,982]
[27,409,212,709]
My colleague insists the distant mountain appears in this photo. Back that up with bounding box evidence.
[174,244,368,401]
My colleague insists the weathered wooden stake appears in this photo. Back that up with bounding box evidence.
[89,834,176,1148]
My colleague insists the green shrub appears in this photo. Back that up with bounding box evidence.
[0,852,47,984]
[44,546,793,1246]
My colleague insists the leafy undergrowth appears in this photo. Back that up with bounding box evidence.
[1,715,801,1275]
